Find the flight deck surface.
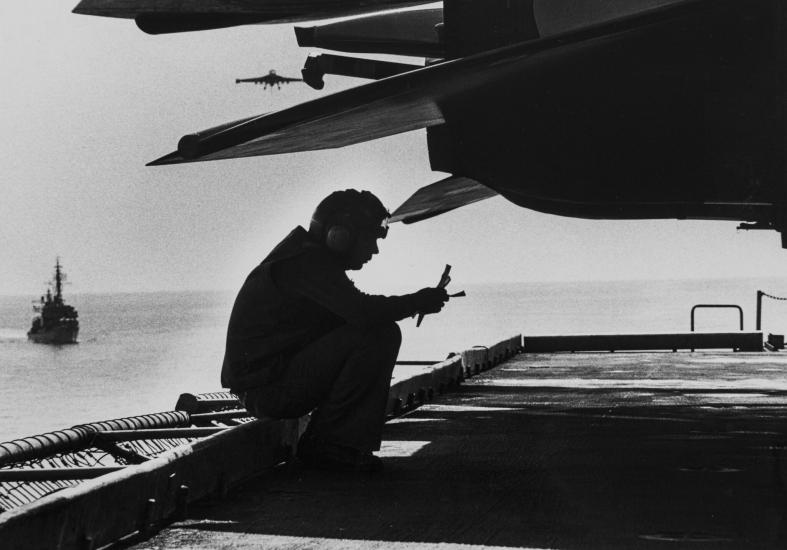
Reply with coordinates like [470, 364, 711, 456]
[132, 351, 787, 549]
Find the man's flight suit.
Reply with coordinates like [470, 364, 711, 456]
[222, 226, 426, 453]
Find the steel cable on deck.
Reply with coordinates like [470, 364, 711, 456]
[1, 448, 126, 470]
[761, 291, 787, 301]
[47, 448, 124, 468]
[0, 448, 135, 512]
[0, 437, 203, 513]
[0, 449, 123, 512]
[0, 476, 80, 512]
[0, 411, 209, 514]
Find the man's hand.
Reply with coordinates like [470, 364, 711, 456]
[414, 287, 449, 314]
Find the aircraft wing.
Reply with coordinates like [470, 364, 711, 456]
[72, 0, 435, 33]
[235, 75, 299, 83]
[149, 64, 447, 164]
[389, 177, 498, 224]
[149, 2, 697, 165]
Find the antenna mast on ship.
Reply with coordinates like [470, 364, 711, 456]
[54, 257, 65, 305]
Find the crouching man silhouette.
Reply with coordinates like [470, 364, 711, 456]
[221, 189, 448, 472]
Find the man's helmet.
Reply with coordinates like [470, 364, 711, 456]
[309, 190, 389, 254]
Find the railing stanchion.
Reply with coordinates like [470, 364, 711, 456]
[690, 304, 744, 332]
[756, 290, 764, 331]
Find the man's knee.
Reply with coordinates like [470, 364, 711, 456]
[341, 321, 401, 350]
[363, 321, 402, 360]
[337, 322, 401, 371]
[368, 321, 401, 354]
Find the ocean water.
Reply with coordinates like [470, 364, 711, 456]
[2, 277, 787, 442]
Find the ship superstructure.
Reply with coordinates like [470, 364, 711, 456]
[28, 258, 79, 344]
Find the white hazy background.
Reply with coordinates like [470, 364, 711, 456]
[3, 1, 787, 299]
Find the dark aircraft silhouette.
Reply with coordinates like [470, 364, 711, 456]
[236, 70, 304, 89]
[72, 0, 787, 247]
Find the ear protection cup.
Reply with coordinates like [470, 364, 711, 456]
[326, 224, 354, 253]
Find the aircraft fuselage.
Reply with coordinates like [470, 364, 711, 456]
[429, 0, 786, 228]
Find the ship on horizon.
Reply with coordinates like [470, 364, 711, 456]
[28, 258, 79, 345]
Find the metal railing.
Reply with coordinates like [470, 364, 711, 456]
[690, 304, 743, 332]
[756, 290, 787, 331]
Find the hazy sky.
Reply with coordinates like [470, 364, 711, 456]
[3, 1, 787, 297]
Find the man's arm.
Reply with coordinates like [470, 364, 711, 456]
[274, 251, 445, 326]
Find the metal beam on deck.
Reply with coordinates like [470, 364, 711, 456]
[523, 332, 764, 353]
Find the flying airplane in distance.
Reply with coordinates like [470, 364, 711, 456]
[236, 70, 304, 89]
[72, 0, 787, 248]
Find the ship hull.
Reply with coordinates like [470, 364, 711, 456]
[27, 325, 79, 345]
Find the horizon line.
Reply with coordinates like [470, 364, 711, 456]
[2, 274, 787, 299]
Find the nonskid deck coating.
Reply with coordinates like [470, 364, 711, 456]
[132, 352, 787, 549]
